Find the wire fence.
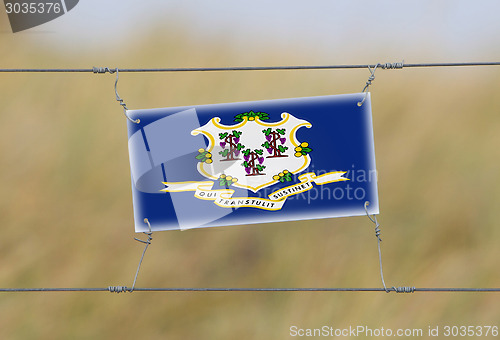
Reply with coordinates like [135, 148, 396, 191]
[0, 60, 499, 294]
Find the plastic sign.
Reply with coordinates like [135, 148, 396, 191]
[126, 93, 379, 232]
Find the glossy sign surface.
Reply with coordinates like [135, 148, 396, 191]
[127, 93, 379, 232]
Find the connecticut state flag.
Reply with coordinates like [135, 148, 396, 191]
[126, 93, 379, 232]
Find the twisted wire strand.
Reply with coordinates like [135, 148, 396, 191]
[364, 201, 390, 292]
[112, 68, 140, 124]
[92, 67, 139, 124]
[364, 202, 418, 294]
[361, 64, 379, 93]
[129, 218, 154, 292]
[357, 64, 382, 106]
[107, 219, 154, 294]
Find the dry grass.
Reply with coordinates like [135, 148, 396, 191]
[0, 19, 499, 339]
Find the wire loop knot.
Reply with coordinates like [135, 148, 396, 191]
[92, 67, 116, 74]
[357, 64, 379, 106]
[380, 61, 404, 69]
[365, 201, 382, 242]
[392, 286, 416, 293]
[108, 286, 129, 293]
[134, 218, 153, 245]
[358, 61, 404, 106]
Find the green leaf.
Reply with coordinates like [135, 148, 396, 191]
[232, 130, 241, 138]
[276, 128, 286, 135]
[262, 128, 271, 136]
[243, 161, 249, 168]
[254, 149, 263, 155]
[237, 144, 245, 150]
[302, 147, 312, 153]
[243, 149, 251, 156]
[278, 145, 288, 153]
[234, 118, 243, 122]
[255, 165, 264, 171]
[260, 117, 270, 120]
[279, 177, 285, 183]
[262, 141, 270, 148]
[195, 154, 204, 160]
[220, 149, 229, 157]
[219, 132, 228, 139]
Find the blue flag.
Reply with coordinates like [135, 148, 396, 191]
[126, 93, 379, 232]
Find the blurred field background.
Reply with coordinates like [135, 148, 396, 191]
[1, 2, 500, 339]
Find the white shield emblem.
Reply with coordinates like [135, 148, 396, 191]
[192, 112, 312, 192]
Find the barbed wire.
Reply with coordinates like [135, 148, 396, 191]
[0, 61, 499, 73]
